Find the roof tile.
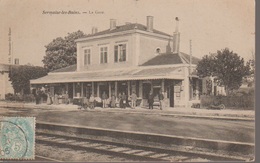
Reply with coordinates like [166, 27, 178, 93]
[51, 64, 77, 73]
[80, 23, 171, 39]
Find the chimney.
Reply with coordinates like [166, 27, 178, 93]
[172, 17, 180, 53]
[91, 27, 98, 34]
[110, 19, 116, 30]
[14, 58, 19, 65]
[146, 16, 153, 32]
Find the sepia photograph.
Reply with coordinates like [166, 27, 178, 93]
[0, 0, 255, 162]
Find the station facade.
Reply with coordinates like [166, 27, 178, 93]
[30, 16, 203, 107]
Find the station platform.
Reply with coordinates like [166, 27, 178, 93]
[0, 101, 254, 121]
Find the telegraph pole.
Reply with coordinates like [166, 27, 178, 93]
[189, 39, 192, 75]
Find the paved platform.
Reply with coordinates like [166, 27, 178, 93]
[0, 101, 254, 143]
[0, 101, 255, 121]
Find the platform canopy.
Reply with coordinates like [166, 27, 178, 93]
[30, 66, 185, 85]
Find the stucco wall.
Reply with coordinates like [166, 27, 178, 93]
[138, 34, 172, 65]
[77, 34, 135, 71]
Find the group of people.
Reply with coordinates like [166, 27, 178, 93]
[100, 90, 164, 110]
[33, 87, 69, 105]
[147, 91, 164, 110]
[46, 92, 69, 105]
[34, 87, 165, 110]
[33, 88, 46, 105]
[101, 91, 137, 109]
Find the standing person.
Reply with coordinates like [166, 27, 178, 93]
[54, 93, 59, 105]
[64, 91, 69, 104]
[158, 90, 164, 110]
[46, 90, 52, 105]
[38, 90, 42, 104]
[130, 91, 137, 109]
[148, 91, 154, 109]
[89, 94, 95, 109]
[111, 93, 116, 108]
[35, 88, 40, 105]
[121, 92, 127, 109]
[118, 93, 122, 108]
[101, 92, 108, 108]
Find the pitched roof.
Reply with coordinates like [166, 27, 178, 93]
[180, 52, 200, 64]
[80, 23, 171, 39]
[51, 64, 77, 73]
[141, 52, 201, 66]
[141, 53, 183, 66]
[31, 66, 184, 84]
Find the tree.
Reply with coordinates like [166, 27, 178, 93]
[242, 50, 255, 87]
[9, 65, 48, 94]
[42, 30, 85, 71]
[196, 48, 251, 95]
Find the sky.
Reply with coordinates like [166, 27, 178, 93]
[0, 0, 255, 66]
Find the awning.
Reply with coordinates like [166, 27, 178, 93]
[30, 66, 185, 84]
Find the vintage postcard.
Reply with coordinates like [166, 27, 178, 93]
[0, 0, 255, 162]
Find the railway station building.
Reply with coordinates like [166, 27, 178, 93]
[30, 16, 204, 108]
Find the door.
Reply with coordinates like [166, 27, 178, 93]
[142, 82, 152, 99]
[99, 83, 109, 97]
[68, 83, 73, 98]
[169, 85, 174, 107]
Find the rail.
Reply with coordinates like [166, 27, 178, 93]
[36, 122, 254, 161]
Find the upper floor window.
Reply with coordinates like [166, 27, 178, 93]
[114, 44, 126, 62]
[84, 49, 91, 65]
[100, 47, 108, 64]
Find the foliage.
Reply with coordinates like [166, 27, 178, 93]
[200, 93, 254, 110]
[5, 93, 35, 102]
[42, 30, 85, 71]
[9, 65, 48, 94]
[196, 48, 251, 94]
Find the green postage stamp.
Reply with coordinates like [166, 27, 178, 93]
[0, 117, 35, 160]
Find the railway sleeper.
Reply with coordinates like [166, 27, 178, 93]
[36, 132, 247, 161]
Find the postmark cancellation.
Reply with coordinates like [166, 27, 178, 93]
[0, 117, 35, 160]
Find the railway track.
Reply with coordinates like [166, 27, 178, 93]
[35, 155, 63, 162]
[36, 131, 249, 162]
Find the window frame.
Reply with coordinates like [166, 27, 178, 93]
[99, 45, 109, 64]
[83, 48, 91, 66]
[114, 43, 127, 63]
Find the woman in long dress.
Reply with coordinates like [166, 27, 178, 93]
[46, 92, 51, 105]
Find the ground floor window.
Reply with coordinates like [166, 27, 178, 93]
[68, 83, 73, 98]
[83, 83, 92, 98]
[75, 83, 81, 97]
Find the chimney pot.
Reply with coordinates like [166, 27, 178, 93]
[91, 27, 98, 34]
[110, 19, 116, 30]
[146, 16, 153, 32]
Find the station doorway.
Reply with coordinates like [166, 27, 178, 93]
[99, 82, 109, 97]
[118, 81, 128, 96]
